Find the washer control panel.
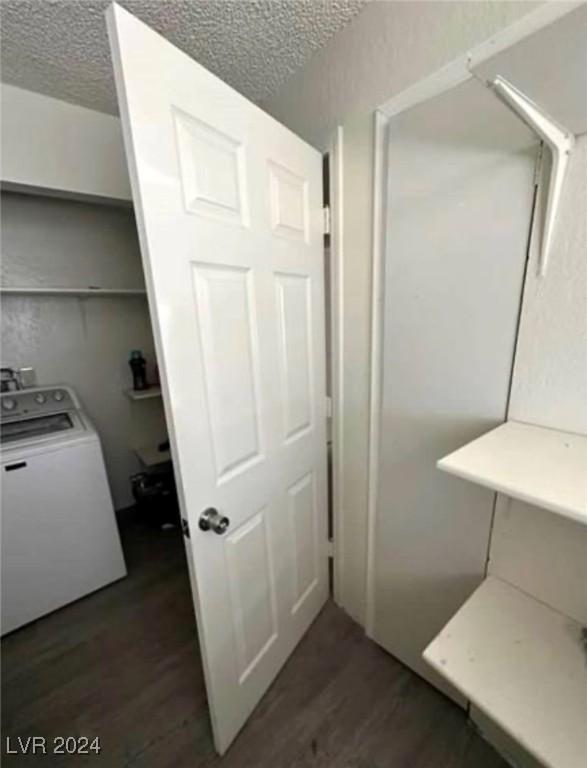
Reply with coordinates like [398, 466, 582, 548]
[0, 387, 75, 422]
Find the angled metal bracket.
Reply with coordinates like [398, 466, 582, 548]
[490, 76, 575, 277]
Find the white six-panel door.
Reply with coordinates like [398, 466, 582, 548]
[107, 3, 328, 754]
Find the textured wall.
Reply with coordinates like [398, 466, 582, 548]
[487, 135, 587, 626]
[263, 1, 542, 150]
[263, 0, 542, 626]
[509, 135, 587, 435]
[1, 192, 158, 510]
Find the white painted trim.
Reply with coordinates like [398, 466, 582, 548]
[380, 59, 470, 121]
[364, 0, 583, 635]
[365, 110, 387, 637]
[0, 286, 146, 297]
[379, 2, 582, 120]
[329, 126, 345, 605]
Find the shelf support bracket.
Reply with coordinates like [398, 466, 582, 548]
[490, 76, 575, 277]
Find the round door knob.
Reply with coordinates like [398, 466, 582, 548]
[199, 508, 230, 535]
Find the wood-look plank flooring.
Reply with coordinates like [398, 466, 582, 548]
[2, 513, 507, 767]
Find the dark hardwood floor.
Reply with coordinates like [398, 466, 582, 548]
[2, 513, 507, 767]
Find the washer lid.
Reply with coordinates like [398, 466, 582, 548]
[0, 410, 86, 448]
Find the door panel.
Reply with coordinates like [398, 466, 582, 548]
[192, 264, 263, 480]
[268, 161, 309, 242]
[225, 509, 278, 682]
[276, 273, 313, 441]
[288, 471, 319, 613]
[173, 107, 249, 225]
[107, 3, 328, 754]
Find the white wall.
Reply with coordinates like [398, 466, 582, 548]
[1, 192, 158, 509]
[487, 134, 587, 626]
[468, 130, 587, 768]
[264, 0, 543, 626]
[509, 136, 587, 437]
[372, 77, 537, 699]
[264, 1, 542, 151]
[1, 85, 131, 202]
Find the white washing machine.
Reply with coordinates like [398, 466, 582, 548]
[1, 385, 127, 635]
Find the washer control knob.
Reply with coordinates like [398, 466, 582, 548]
[2, 398, 16, 411]
[53, 390, 64, 402]
[35, 393, 46, 404]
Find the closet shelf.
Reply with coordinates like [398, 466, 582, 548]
[134, 443, 171, 467]
[124, 386, 161, 401]
[1, 286, 147, 296]
[437, 421, 587, 526]
[423, 576, 587, 768]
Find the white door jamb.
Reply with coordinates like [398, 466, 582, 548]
[328, 126, 345, 606]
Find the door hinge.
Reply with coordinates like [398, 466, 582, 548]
[181, 518, 190, 538]
[533, 142, 544, 187]
[323, 206, 331, 236]
[326, 396, 333, 419]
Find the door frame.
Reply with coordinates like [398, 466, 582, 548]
[363, 0, 580, 637]
[327, 127, 344, 603]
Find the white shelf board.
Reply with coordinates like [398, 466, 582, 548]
[134, 443, 171, 467]
[437, 421, 587, 525]
[124, 386, 162, 401]
[423, 576, 587, 768]
[1, 286, 147, 297]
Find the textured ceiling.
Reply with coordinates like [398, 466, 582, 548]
[0, 0, 366, 115]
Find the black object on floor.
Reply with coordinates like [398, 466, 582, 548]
[131, 469, 179, 528]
